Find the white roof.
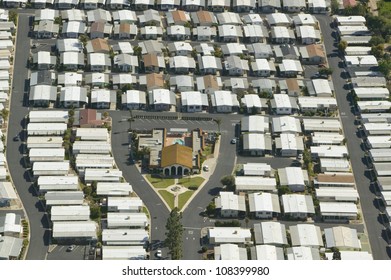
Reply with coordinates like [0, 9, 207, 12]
[298, 97, 337, 109]
[181, 91, 208, 107]
[107, 197, 143, 211]
[272, 116, 302, 134]
[58, 72, 83, 86]
[102, 229, 148, 245]
[242, 133, 270, 152]
[287, 247, 320, 260]
[345, 55, 378, 66]
[358, 101, 391, 112]
[319, 202, 358, 217]
[290, 224, 324, 247]
[52, 221, 97, 238]
[150, 89, 175, 105]
[293, 14, 316, 26]
[215, 244, 248, 260]
[169, 56, 196, 69]
[298, 25, 317, 39]
[282, 194, 315, 214]
[241, 115, 269, 133]
[254, 222, 287, 245]
[312, 79, 332, 95]
[310, 145, 348, 158]
[235, 176, 276, 192]
[242, 163, 272, 176]
[253, 245, 285, 260]
[84, 169, 122, 182]
[27, 123, 67, 135]
[266, 13, 291, 26]
[107, 212, 149, 228]
[242, 94, 263, 109]
[76, 128, 109, 141]
[302, 118, 342, 132]
[316, 187, 359, 202]
[122, 90, 146, 105]
[208, 227, 251, 244]
[33, 161, 69, 172]
[320, 158, 350, 171]
[335, 16, 366, 25]
[1, 213, 21, 234]
[325, 251, 373, 260]
[277, 133, 304, 152]
[29, 148, 64, 159]
[279, 167, 305, 186]
[280, 59, 303, 72]
[216, 192, 246, 212]
[354, 87, 389, 99]
[50, 205, 90, 221]
[96, 182, 133, 196]
[324, 226, 361, 249]
[0, 182, 17, 200]
[28, 110, 68, 123]
[102, 246, 146, 260]
[248, 192, 280, 213]
[212, 90, 234, 107]
[73, 141, 111, 154]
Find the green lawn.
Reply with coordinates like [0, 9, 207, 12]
[202, 145, 213, 156]
[178, 177, 205, 188]
[158, 190, 175, 209]
[141, 206, 150, 219]
[178, 191, 195, 211]
[145, 174, 175, 188]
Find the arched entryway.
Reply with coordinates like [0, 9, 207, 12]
[164, 168, 170, 176]
[177, 166, 183, 175]
[171, 166, 176, 175]
[184, 168, 190, 175]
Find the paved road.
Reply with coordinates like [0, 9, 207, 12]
[316, 14, 391, 260]
[6, 14, 50, 260]
[110, 112, 170, 259]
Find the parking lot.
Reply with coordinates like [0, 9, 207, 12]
[47, 245, 87, 260]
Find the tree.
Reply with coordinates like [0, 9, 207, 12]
[79, 34, 88, 46]
[213, 46, 223, 58]
[378, 58, 391, 77]
[90, 203, 101, 220]
[330, 0, 339, 14]
[220, 175, 235, 191]
[213, 118, 222, 133]
[332, 248, 341, 260]
[133, 46, 143, 58]
[206, 201, 216, 216]
[319, 67, 333, 76]
[369, 35, 385, 46]
[54, 16, 62, 25]
[165, 207, 184, 260]
[338, 40, 348, 52]
[371, 44, 384, 59]
[9, 10, 18, 25]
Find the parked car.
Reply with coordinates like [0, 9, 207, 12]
[311, 72, 328, 79]
[231, 138, 237, 144]
[13, 135, 20, 141]
[203, 165, 209, 172]
[156, 250, 162, 258]
[66, 245, 76, 252]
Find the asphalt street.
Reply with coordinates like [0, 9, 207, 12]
[6, 14, 50, 259]
[316, 14, 391, 259]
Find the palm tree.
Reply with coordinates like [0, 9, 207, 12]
[214, 118, 222, 133]
[128, 110, 135, 131]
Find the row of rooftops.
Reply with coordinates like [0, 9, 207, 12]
[24, 0, 328, 13]
[209, 223, 371, 260]
[335, 16, 391, 231]
[35, 8, 323, 27]
[24, 112, 150, 257]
